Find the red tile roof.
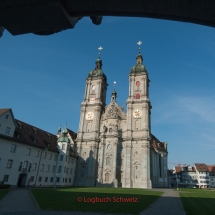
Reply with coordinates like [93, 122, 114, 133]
[207, 165, 215, 173]
[151, 134, 167, 151]
[0, 108, 10, 115]
[175, 166, 182, 173]
[194, 163, 209, 172]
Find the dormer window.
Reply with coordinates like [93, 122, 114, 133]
[33, 128, 37, 134]
[47, 133, 50, 139]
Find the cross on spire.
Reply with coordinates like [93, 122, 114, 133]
[137, 41, 142, 53]
[98, 46, 103, 58]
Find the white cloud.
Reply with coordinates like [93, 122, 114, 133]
[153, 95, 215, 124]
[201, 133, 215, 143]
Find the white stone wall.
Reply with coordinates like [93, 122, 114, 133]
[0, 110, 16, 137]
[0, 137, 77, 187]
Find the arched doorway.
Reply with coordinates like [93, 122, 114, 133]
[17, 174, 27, 187]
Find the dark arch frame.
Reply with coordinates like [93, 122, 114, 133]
[1, 0, 215, 36]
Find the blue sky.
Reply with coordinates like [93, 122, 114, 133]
[1, 16, 215, 168]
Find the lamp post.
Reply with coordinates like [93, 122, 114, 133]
[54, 172, 58, 189]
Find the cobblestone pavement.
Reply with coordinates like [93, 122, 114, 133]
[0, 188, 185, 215]
[140, 189, 186, 215]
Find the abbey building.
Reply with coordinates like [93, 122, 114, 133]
[0, 50, 168, 188]
[74, 51, 168, 188]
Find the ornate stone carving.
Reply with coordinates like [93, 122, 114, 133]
[106, 103, 119, 118]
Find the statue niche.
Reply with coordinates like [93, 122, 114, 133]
[105, 173, 110, 182]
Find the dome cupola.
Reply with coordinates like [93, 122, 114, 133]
[88, 46, 107, 81]
[130, 41, 147, 74]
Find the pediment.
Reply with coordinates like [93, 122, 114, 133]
[101, 102, 127, 120]
[106, 152, 112, 156]
[134, 161, 141, 165]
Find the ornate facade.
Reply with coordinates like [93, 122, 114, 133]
[74, 52, 168, 188]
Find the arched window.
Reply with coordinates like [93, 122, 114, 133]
[23, 161, 28, 169]
[136, 81, 140, 87]
[109, 128, 112, 133]
[18, 162, 23, 171]
[135, 93, 140, 99]
[28, 163, 32, 172]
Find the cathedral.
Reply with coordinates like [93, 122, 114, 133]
[74, 45, 168, 188]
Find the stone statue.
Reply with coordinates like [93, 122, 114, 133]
[105, 173, 109, 182]
[103, 125, 107, 133]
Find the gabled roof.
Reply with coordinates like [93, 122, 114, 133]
[0, 108, 10, 115]
[194, 163, 209, 172]
[0, 108, 18, 127]
[101, 101, 127, 120]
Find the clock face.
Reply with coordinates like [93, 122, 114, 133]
[92, 85, 96, 90]
[86, 112, 94, 120]
[133, 109, 142, 118]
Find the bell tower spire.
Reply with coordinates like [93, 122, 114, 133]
[111, 81, 117, 102]
[124, 41, 152, 189]
[75, 46, 108, 187]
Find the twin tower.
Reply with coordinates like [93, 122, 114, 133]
[74, 49, 153, 188]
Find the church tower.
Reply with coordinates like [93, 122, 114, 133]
[74, 47, 108, 186]
[123, 42, 152, 188]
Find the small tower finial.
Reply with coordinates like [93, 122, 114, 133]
[113, 81, 116, 90]
[98, 46, 103, 59]
[111, 81, 117, 102]
[137, 41, 142, 53]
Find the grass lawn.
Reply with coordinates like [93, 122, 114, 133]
[179, 188, 215, 215]
[0, 190, 10, 201]
[31, 187, 162, 214]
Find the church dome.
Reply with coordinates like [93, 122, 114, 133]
[130, 53, 147, 74]
[88, 58, 107, 81]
